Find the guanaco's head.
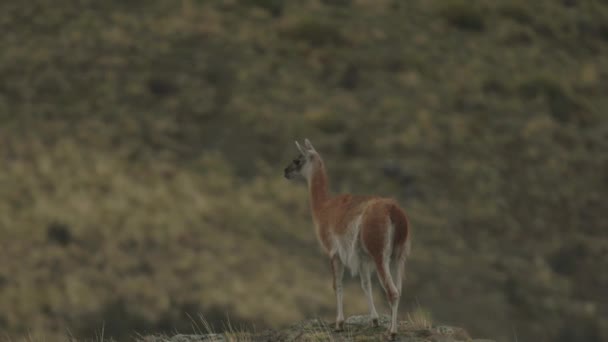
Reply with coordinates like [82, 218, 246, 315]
[284, 138, 319, 181]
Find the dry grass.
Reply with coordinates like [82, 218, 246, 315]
[406, 307, 433, 331]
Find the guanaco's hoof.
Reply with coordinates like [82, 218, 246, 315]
[371, 318, 379, 328]
[387, 332, 397, 341]
[335, 321, 344, 332]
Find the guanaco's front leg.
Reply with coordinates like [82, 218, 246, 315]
[330, 255, 345, 331]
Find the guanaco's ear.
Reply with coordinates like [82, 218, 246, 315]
[295, 141, 306, 155]
[304, 138, 316, 152]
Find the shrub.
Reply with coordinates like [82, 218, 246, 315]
[498, 3, 534, 25]
[438, 1, 485, 32]
[238, 0, 283, 17]
[518, 76, 591, 124]
[281, 19, 349, 47]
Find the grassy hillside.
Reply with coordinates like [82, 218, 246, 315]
[1, 0, 607, 341]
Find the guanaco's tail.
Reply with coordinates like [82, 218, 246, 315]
[388, 202, 411, 261]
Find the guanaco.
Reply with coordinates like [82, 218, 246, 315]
[284, 139, 411, 338]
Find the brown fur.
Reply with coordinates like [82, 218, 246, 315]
[308, 159, 410, 262]
[286, 141, 411, 335]
[389, 203, 409, 258]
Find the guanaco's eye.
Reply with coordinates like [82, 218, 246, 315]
[294, 159, 300, 165]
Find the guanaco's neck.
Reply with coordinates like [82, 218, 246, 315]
[308, 159, 330, 222]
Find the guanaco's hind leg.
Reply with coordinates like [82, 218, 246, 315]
[393, 254, 406, 297]
[360, 262, 380, 327]
[375, 258, 400, 339]
[330, 255, 345, 331]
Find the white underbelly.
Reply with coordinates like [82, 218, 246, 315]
[332, 214, 368, 276]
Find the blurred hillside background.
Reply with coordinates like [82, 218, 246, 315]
[1, 0, 607, 341]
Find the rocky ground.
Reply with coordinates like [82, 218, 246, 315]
[140, 315, 494, 342]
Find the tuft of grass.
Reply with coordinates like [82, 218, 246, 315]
[222, 315, 256, 342]
[438, 1, 485, 32]
[407, 307, 433, 330]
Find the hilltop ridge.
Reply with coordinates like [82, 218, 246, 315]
[141, 315, 494, 342]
